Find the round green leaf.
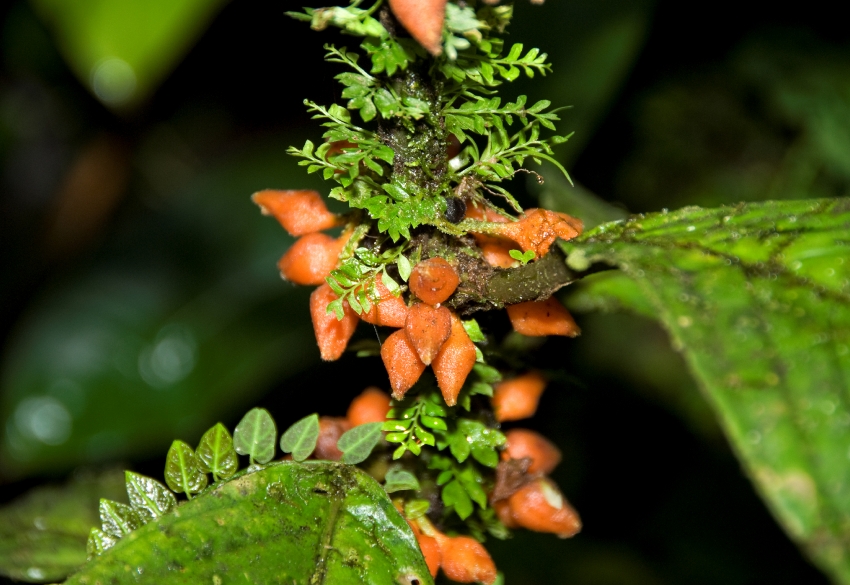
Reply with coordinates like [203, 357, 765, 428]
[337, 422, 383, 465]
[65, 462, 434, 585]
[164, 440, 208, 496]
[280, 414, 320, 462]
[196, 423, 238, 480]
[233, 408, 277, 464]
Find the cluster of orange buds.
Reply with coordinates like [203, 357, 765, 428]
[404, 511, 498, 584]
[489, 373, 582, 538]
[381, 258, 477, 406]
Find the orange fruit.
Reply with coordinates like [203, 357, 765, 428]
[502, 429, 562, 475]
[431, 313, 477, 406]
[506, 296, 581, 337]
[497, 208, 582, 257]
[314, 416, 351, 461]
[310, 283, 359, 361]
[347, 387, 391, 426]
[507, 477, 582, 538]
[359, 279, 409, 328]
[381, 329, 427, 400]
[409, 258, 460, 305]
[404, 303, 452, 365]
[278, 232, 346, 286]
[252, 189, 341, 236]
[491, 371, 547, 422]
[435, 534, 498, 585]
[388, 0, 447, 56]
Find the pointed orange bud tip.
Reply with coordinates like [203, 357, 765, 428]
[278, 232, 347, 286]
[359, 279, 409, 328]
[502, 429, 562, 475]
[251, 189, 342, 236]
[388, 0, 447, 56]
[492, 371, 547, 422]
[507, 296, 581, 337]
[347, 387, 391, 427]
[435, 535, 497, 585]
[381, 329, 426, 400]
[409, 257, 460, 306]
[310, 284, 359, 361]
[314, 416, 352, 461]
[497, 208, 583, 257]
[432, 314, 477, 406]
[405, 303, 452, 365]
[507, 477, 582, 538]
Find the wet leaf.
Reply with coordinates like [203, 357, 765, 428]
[561, 198, 850, 583]
[280, 413, 320, 462]
[66, 462, 434, 585]
[233, 408, 277, 464]
[85, 528, 116, 559]
[98, 500, 142, 539]
[0, 469, 125, 583]
[125, 472, 176, 522]
[196, 423, 238, 481]
[164, 440, 208, 496]
[337, 422, 383, 465]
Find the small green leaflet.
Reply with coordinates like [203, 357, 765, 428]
[164, 440, 208, 497]
[280, 414, 320, 462]
[337, 422, 383, 464]
[98, 500, 142, 539]
[397, 254, 412, 281]
[462, 319, 486, 343]
[509, 249, 535, 264]
[233, 407, 277, 464]
[196, 423, 238, 481]
[384, 468, 421, 493]
[442, 480, 474, 520]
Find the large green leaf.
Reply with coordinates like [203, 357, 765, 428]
[30, 0, 228, 108]
[67, 462, 433, 585]
[0, 470, 125, 583]
[561, 198, 850, 583]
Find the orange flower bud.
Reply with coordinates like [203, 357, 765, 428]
[347, 387, 391, 427]
[359, 279, 409, 328]
[405, 519, 441, 578]
[506, 296, 581, 337]
[492, 371, 547, 422]
[388, 0, 447, 56]
[409, 258, 460, 305]
[435, 534, 498, 585]
[404, 303, 452, 365]
[507, 477, 582, 538]
[497, 208, 582, 257]
[502, 429, 562, 475]
[310, 283, 359, 361]
[252, 189, 341, 236]
[480, 240, 518, 268]
[381, 329, 427, 400]
[314, 416, 351, 461]
[432, 314, 477, 406]
[464, 202, 509, 223]
[278, 232, 346, 286]
[493, 499, 518, 528]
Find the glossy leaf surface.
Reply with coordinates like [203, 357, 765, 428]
[0, 470, 124, 583]
[164, 440, 208, 495]
[561, 198, 850, 583]
[196, 423, 238, 480]
[124, 471, 176, 522]
[233, 407, 277, 464]
[66, 462, 434, 585]
[337, 422, 383, 465]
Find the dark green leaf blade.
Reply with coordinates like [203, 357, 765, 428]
[384, 468, 421, 493]
[65, 462, 434, 585]
[196, 423, 238, 480]
[337, 422, 383, 465]
[561, 198, 850, 583]
[164, 440, 208, 496]
[233, 408, 277, 464]
[0, 470, 125, 583]
[280, 414, 320, 462]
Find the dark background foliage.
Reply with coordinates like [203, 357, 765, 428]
[2, 0, 848, 582]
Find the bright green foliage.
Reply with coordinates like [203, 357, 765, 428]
[561, 198, 850, 584]
[280, 413, 320, 462]
[97, 500, 142, 540]
[164, 440, 208, 498]
[67, 462, 434, 585]
[337, 422, 383, 464]
[124, 471, 176, 523]
[326, 242, 406, 318]
[233, 407, 277, 464]
[0, 470, 124, 583]
[384, 467, 421, 493]
[195, 423, 238, 481]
